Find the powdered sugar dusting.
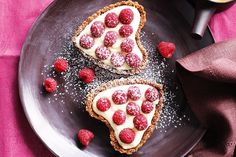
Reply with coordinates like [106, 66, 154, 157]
[41, 30, 191, 133]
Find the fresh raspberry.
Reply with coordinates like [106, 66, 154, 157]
[112, 110, 126, 125]
[112, 90, 128, 104]
[145, 87, 159, 102]
[78, 68, 95, 83]
[157, 41, 176, 58]
[77, 129, 94, 146]
[127, 86, 141, 101]
[110, 53, 125, 67]
[79, 34, 94, 49]
[95, 46, 111, 60]
[105, 12, 119, 28]
[90, 21, 105, 38]
[119, 8, 134, 24]
[96, 98, 111, 112]
[120, 38, 134, 53]
[54, 58, 69, 73]
[141, 101, 154, 113]
[126, 102, 140, 116]
[104, 31, 118, 47]
[133, 114, 148, 131]
[43, 78, 57, 93]
[125, 53, 141, 68]
[119, 128, 135, 144]
[119, 25, 133, 37]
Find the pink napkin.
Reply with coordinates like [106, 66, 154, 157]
[209, 2, 236, 42]
[0, 1, 236, 157]
[0, 0, 54, 156]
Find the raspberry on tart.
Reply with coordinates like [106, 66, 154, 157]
[96, 97, 111, 112]
[90, 21, 105, 38]
[110, 53, 125, 67]
[145, 87, 159, 102]
[133, 114, 148, 131]
[120, 38, 134, 53]
[79, 34, 94, 49]
[105, 12, 119, 28]
[119, 8, 134, 24]
[113, 110, 126, 125]
[125, 53, 141, 68]
[119, 25, 133, 37]
[119, 128, 135, 144]
[126, 102, 140, 116]
[127, 86, 141, 101]
[95, 46, 111, 60]
[104, 31, 118, 47]
[141, 100, 154, 113]
[112, 90, 128, 105]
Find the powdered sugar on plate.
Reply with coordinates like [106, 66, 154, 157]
[41, 30, 191, 133]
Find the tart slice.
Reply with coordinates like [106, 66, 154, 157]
[86, 78, 164, 154]
[72, 1, 147, 75]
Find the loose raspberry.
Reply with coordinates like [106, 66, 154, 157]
[120, 38, 134, 53]
[112, 90, 128, 104]
[105, 12, 119, 28]
[157, 41, 176, 58]
[127, 86, 141, 101]
[43, 78, 57, 93]
[79, 34, 94, 49]
[126, 102, 140, 116]
[54, 58, 69, 73]
[95, 46, 111, 60]
[110, 53, 125, 67]
[77, 129, 94, 146]
[119, 25, 133, 37]
[133, 114, 148, 131]
[119, 128, 135, 144]
[104, 31, 118, 47]
[145, 87, 159, 102]
[125, 53, 141, 68]
[90, 21, 105, 38]
[112, 110, 126, 125]
[141, 101, 154, 113]
[96, 98, 111, 112]
[119, 8, 134, 24]
[78, 68, 95, 83]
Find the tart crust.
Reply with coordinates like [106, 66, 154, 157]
[72, 1, 147, 75]
[85, 78, 164, 154]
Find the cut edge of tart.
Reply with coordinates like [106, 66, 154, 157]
[85, 78, 164, 154]
[72, 0, 147, 75]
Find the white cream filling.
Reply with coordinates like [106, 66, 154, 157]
[92, 84, 159, 149]
[75, 6, 142, 70]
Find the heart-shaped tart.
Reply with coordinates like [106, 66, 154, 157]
[72, 1, 147, 75]
[86, 79, 164, 154]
